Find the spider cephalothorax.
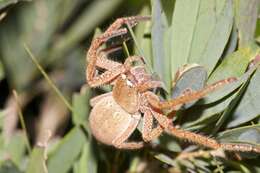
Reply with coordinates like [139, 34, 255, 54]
[86, 16, 260, 153]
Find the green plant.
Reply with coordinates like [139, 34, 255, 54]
[0, 0, 260, 172]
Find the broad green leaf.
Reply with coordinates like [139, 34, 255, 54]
[47, 127, 86, 173]
[183, 64, 257, 128]
[170, 0, 200, 76]
[26, 146, 47, 173]
[183, 93, 238, 129]
[172, 65, 207, 109]
[5, 132, 27, 169]
[171, 0, 233, 76]
[209, 45, 259, 82]
[212, 81, 248, 134]
[222, 23, 238, 58]
[72, 86, 91, 127]
[217, 124, 260, 145]
[234, 0, 259, 47]
[203, 45, 260, 104]
[73, 141, 97, 173]
[196, 0, 233, 74]
[227, 68, 260, 128]
[151, 0, 174, 92]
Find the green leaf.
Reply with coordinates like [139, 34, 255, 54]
[154, 153, 176, 166]
[234, 0, 259, 47]
[212, 78, 249, 134]
[217, 124, 260, 145]
[47, 127, 86, 173]
[158, 134, 182, 152]
[171, 0, 233, 76]
[227, 68, 260, 127]
[72, 86, 91, 127]
[134, 5, 153, 69]
[170, 0, 201, 76]
[26, 146, 47, 173]
[0, 160, 21, 173]
[193, 0, 233, 74]
[151, 0, 174, 92]
[209, 45, 259, 82]
[183, 64, 257, 128]
[203, 45, 260, 104]
[73, 141, 97, 173]
[172, 65, 207, 109]
[4, 132, 27, 169]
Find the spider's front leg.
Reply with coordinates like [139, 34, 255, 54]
[86, 16, 150, 88]
[146, 77, 237, 110]
[86, 28, 129, 87]
[106, 16, 150, 34]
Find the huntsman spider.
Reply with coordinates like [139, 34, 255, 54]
[85, 16, 260, 154]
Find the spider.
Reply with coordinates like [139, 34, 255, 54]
[86, 16, 260, 153]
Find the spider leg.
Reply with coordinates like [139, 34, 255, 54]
[112, 113, 144, 149]
[151, 110, 260, 153]
[87, 16, 150, 88]
[86, 28, 128, 87]
[151, 109, 222, 149]
[141, 107, 163, 142]
[96, 49, 122, 70]
[106, 16, 151, 33]
[146, 77, 237, 110]
[220, 143, 260, 153]
[136, 81, 164, 93]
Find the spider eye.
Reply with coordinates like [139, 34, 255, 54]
[126, 79, 134, 87]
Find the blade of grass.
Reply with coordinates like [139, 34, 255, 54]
[126, 22, 153, 74]
[23, 43, 73, 112]
[122, 41, 130, 57]
[12, 90, 31, 154]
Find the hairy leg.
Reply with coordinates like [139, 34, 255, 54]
[146, 77, 237, 110]
[151, 110, 260, 153]
[86, 16, 151, 88]
[106, 16, 150, 33]
[86, 28, 128, 87]
[141, 108, 163, 142]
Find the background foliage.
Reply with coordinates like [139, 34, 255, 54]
[0, 0, 260, 172]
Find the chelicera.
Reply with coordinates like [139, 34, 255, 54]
[86, 16, 260, 153]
